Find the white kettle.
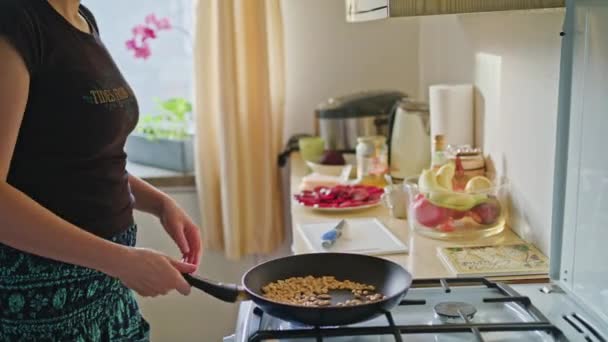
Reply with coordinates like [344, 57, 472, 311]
[388, 100, 431, 180]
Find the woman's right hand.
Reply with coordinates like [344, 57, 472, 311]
[109, 247, 197, 297]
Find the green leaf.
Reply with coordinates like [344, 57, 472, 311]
[135, 97, 192, 140]
[160, 97, 192, 118]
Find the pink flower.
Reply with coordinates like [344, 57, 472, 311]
[156, 17, 171, 30]
[132, 24, 157, 40]
[145, 13, 172, 31]
[145, 14, 158, 26]
[126, 38, 151, 59]
[127, 14, 175, 60]
[125, 38, 137, 50]
[134, 43, 151, 59]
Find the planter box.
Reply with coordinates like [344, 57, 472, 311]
[126, 134, 194, 173]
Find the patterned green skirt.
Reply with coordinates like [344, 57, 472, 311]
[0, 225, 150, 341]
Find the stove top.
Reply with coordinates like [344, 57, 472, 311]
[226, 278, 608, 342]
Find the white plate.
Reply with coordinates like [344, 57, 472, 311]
[295, 200, 382, 212]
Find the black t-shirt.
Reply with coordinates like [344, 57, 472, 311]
[1, 0, 139, 238]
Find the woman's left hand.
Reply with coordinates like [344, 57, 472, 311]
[159, 198, 202, 267]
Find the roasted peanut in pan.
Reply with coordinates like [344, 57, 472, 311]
[262, 276, 384, 307]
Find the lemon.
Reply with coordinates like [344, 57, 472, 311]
[428, 192, 487, 211]
[435, 163, 455, 191]
[465, 176, 493, 193]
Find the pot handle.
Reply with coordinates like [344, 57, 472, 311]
[386, 99, 403, 166]
[183, 273, 250, 303]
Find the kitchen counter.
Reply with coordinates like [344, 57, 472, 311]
[127, 161, 195, 188]
[289, 153, 548, 282]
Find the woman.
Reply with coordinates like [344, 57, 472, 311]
[0, 0, 202, 340]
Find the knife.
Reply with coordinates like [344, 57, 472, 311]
[321, 219, 346, 249]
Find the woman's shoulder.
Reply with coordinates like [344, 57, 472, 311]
[0, 0, 45, 73]
[0, 0, 46, 30]
[0, 0, 39, 15]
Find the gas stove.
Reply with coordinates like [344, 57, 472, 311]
[224, 278, 608, 342]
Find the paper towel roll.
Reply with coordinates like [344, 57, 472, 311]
[429, 84, 474, 150]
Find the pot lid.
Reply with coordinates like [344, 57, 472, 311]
[397, 100, 429, 113]
[315, 90, 407, 119]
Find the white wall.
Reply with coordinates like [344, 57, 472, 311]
[418, 10, 565, 254]
[281, 0, 420, 139]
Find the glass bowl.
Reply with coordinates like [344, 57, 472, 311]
[404, 176, 509, 240]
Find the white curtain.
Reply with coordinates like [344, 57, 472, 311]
[193, 0, 286, 259]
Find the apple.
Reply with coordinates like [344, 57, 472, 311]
[413, 195, 450, 228]
[450, 209, 467, 220]
[470, 197, 502, 225]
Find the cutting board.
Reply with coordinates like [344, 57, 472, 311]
[298, 218, 408, 255]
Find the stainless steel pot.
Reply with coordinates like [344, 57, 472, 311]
[314, 90, 407, 152]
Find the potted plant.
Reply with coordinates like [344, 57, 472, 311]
[124, 14, 194, 172]
[126, 97, 194, 172]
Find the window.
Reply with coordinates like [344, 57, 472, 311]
[84, 1, 195, 173]
[84, 0, 194, 132]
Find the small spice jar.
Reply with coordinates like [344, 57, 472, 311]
[356, 136, 388, 187]
[447, 145, 486, 189]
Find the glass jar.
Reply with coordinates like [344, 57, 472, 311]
[356, 136, 388, 187]
[405, 175, 509, 240]
[356, 137, 375, 179]
[371, 136, 389, 177]
[446, 144, 486, 188]
[431, 134, 448, 171]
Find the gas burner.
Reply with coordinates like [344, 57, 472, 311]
[434, 301, 477, 319]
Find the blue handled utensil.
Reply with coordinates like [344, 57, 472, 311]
[321, 219, 346, 249]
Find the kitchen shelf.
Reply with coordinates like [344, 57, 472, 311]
[391, 0, 565, 17]
[347, 0, 565, 22]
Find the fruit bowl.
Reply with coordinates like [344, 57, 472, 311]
[404, 168, 508, 240]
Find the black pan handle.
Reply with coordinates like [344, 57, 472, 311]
[183, 273, 250, 303]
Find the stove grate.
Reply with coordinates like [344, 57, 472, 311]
[247, 278, 566, 342]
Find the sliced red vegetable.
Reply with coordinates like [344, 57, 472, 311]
[295, 185, 383, 209]
[351, 189, 369, 201]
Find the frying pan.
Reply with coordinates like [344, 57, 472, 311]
[183, 253, 413, 326]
